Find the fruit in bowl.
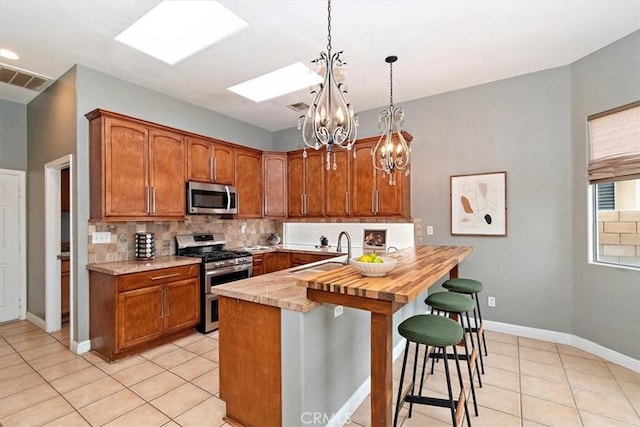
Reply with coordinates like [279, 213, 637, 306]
[351, 253, 397, 277]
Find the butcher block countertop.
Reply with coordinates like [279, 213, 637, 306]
[298, 245, 473, 304]
[87, 256, 201, 275]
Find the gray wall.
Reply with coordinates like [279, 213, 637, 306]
[0, 99, 27, 170]
[275, 32, 640, 360]
[26, 66, 78, 319]
[571, 31, 640, 359]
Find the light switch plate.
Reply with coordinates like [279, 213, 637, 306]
[92, 232, 111, 244]
[427, 226, 434, 235]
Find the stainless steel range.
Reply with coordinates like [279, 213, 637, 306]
[176, 233, 252, 333]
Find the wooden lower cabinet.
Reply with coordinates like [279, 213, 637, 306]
[60, 258, 70, 322]
[90, 264, 199, 361]
[264, 252, 291, 274]
[290, 252, 336, 267]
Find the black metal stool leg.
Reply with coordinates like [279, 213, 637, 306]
[453, 346, 472, 427]
[442, 347, 457, 426]
[393, 341, 411, 427]
[473, 292, 488, 357]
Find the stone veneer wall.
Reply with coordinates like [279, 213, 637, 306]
[88, 216, 282, 264]
[597, 210, 640, 266]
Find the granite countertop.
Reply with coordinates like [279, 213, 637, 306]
[211, 255, 348, 313]
[87, 256, 201, 275]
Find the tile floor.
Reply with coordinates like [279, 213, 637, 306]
[0, 320, 639, 426]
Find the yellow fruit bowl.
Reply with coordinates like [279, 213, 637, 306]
[350, 256, 397, 277]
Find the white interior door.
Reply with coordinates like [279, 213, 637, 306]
[0, 170, 23, 323]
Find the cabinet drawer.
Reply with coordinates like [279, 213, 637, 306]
[118, 265, 199, 292]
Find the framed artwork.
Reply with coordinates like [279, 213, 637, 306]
[363, 229, 387, 251]
[450, 171, 507, 236]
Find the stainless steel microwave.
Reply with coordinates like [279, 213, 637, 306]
[187, 182, 238, 215]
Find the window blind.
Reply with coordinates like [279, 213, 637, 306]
[588, 101, 640, 184]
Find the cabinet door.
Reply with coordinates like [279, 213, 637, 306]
[104, 118, 149, 217]
[117, 286, 164, 351]
[351, 142, 376, 216]
[60, 259, 70, 321]
[287, 153, 304, 217]
[252, 254, 264, 276]
[212, 144, 235, 185]
[187, 138, 214, 183]
[149, 129, 185, 217]
[164, 278, 200, 334]
[264, 252, 291, 273]
[263, 153, 287, 218]
[376, 169, 404, 217]
[325, 149, 351, 216]
[305, 150, 325, 217]
[235, 148, 262, 218]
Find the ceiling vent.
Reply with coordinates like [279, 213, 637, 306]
[0, 63, 53, 92]
[286, 102, 309, 113]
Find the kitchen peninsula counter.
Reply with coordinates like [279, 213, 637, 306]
[215, 244, 473, 427]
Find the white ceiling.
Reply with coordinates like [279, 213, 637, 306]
[1, 0, 639, 132]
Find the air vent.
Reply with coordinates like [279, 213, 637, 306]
[0, 63, 52, 92]
[286, 102, 309, 112]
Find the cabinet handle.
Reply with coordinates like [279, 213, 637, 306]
[304, 194, 308, 214]
[371, 191, 375, 213]
[165, 289, 170, 318]
[145, 186, 150, 214]
[209, 157, 214, 181]
[152, 187, 156, 214]
[151, 273, 180, 280]
[213, 158, 217, 181]
[301, 194, 304, 214]
[376, 190, 380, 214]
[160, 288, 164, 319]
[345, 192, 350, 214]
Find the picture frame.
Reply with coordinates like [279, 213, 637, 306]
[363, 229, 387, 251]
[450, 171, 507, 236]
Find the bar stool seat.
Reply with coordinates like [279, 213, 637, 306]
[394, 314, 471, 427]
[443, 278, 488, 359]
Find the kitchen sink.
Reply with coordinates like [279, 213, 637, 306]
[290, 260, 347, 275]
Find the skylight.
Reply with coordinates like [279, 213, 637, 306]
[227, 62, 323, 103]
[115, 0, 248, 65]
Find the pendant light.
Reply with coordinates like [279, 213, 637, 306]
[298, 0, 358, 171]
[372, 55, 411, 185]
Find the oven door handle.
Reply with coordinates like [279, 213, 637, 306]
[225, 185, 231, 212]
[205, 264, 252, 276]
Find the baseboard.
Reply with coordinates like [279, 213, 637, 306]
[26, 312, 46, 330]
[327, 339, 407, 426]
[72, 339, 91, 355]
[484, 320, 639, 373]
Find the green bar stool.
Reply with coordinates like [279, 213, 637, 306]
[443, 278, 488, 360]
[393, 314, 472, 427]
[425, 291, 482, 416]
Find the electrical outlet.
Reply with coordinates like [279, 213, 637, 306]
[334, 305, 344, 318]
[488, 296, 496, 307]
[92, 232, 111, 244]
[426, 226, 434, 235]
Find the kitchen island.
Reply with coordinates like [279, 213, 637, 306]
[212, 245, 472, 426]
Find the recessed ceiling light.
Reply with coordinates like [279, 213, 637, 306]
[0, 49, 19, 60]
[115, 0, 248, 65]
[228, 62, 323, 103]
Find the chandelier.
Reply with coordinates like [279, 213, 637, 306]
[372, 55, 411, 185]
[298, 0, 358, 171]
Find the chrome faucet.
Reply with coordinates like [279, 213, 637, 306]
[336, 231, 352, 264]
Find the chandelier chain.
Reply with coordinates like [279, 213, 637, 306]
[389, 61, 394, 107]
[326, 0, 332, 54]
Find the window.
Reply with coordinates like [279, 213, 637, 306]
[588, 101, 640, 269]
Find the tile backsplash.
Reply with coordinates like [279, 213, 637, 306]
[88, 216, 282, 264]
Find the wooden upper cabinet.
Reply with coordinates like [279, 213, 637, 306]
[325, 149, 352, 217]
[149, 129, 185, 217]
[351, 141, 376, 217]
[103, 117, 150, 217]
[87, 109, 185, 220]
[235, 147, 262, 218]
[304, 149, 325, 217]
[287, 149, 325, 217]
[187, 137, 234, 185]
[263, 152, 287, 218]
